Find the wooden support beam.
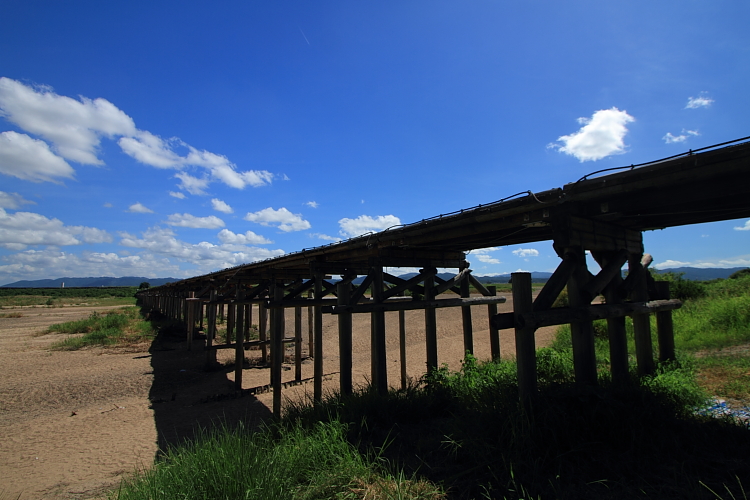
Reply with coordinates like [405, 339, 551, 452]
[435, 267, 471, 295]
[371, 266, 388, 395]
[655, 281, 676, 363]
[284, 279, 315, 301]
[205, 290, 218, 369]
[186, 291, 195, 351]
[307, 290, 314, 361]
[314, 274, 324, 404]
[399, 291, 407, 390]
[349, 273, 374, 306]
[259, 294, 268, 363]
[566, 247, 598, 386]
[468, 273, 491, 296]
[295, 305, 302, 382]
[234, 288, 245, 391]
[630, 253, 655, 376]
[487, 285, 501, 360]
[592, 251, 629, 386]
[424, 268, 438, 371]
[226, 300, 235, 345]
[512, 273, 537, 401]
[272, 282, 285, 417]
[580, 248, 628, 303]
[460, 266, 473, 355]
[338, 281, 353, 395]
[533, 252, 577, 311]
[382, 272, 425, 300]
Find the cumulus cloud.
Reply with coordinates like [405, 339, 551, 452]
[734, 220, 750, 231]
[165, 213, 225, 229]
[476, 254, 501, 264]
[0, 208, 112, 250]
[217, 229, 272, 245]
[174, 172, 210, 195]
[686, 95, 714, 109]
[0, 78, 273, 190]
[551, 107, 635, 162]
[338, 214, 401, 238]
[0, 131, 75, 182]
[244, 207, 311, 232]
[663, 129, 699, 144]
[0, 77, 136, 165]
[0, 191, 34, 209]
[306, 201, 319, 209]
[119, 226, 284, 269]
[512, 248, 539, 258]
[211, 198, 233, 214]
[127, 202, 154, 214]
[169, 191, 186, 199]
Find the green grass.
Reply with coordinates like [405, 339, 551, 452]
[47, 307, 156, 350]
[0, 295, 136, 308]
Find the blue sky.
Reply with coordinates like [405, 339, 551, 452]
[0, 1, 749, 285]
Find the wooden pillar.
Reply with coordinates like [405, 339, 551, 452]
[259, 295, 268, 363]
[186, 292, 195, 351]
[234, 288, 245, 391]
[512, 273, 537, 401]
[272, 282, 285, 417]
[487, 285, 501, 360]
[399, 292, 407, 390]
[460, 267, 474, 356]
[596, 251, 629, 386]
[226, 299, 235, 344]
[313, 274, 324, 403]
[205, 290, 217, 369]
[338, 281, 353, 395]
[295, 305, 302, 382]
[371, 266, 388, 395]
[423, 268, 438, 372]
[630, 254, 655, 376]
[307, 289, 314, 358]
[244, 304, 251, 342]
[655, 281, 676, 363]
[199, 302, 204, 330]
[219, 303, 225, 324]
[566, 248, 598, 386]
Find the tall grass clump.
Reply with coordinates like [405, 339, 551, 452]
[47, 307, 154, 350]
[114, 420, 442, 500]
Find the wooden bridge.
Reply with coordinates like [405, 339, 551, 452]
[137, 138, 750, 416]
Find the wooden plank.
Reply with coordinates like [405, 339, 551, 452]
[382, 272, 425, 300]
[533, 252, 577, 311]
[512, 273, 537, 401]
[338, 281, 353, 395]
[468, 273, 491, 296]
[435, 267, 471, 295]
[349, 273, 374, 306]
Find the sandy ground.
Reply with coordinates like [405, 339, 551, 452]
[0, 296, 557, 499]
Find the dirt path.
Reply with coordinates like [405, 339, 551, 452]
[0, 297, 557, 499]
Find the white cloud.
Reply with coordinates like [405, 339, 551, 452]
[217, 229, 272, 245]
[310, 233, 341, 242]
[663, 129, 699, 144]
[654, 256, 750, 269]
[119, 226, 284, 270]
[166, 213, 225, 229]
[127, 202, 154, 214]
[306, 201, 319, 209]
[0, 78, 273, 191]
[552, 107, 635, 162]
[211, 198, 233, 214]
[0, 131, 75, 182]
[338, 214, 401, 238]
[0, 77, 136, 165]
[244, 207, 311, 232]
[0, 191, 35, 209]
[0, 208, 111, 249]
[512, 248, 539, 258]
[476, 254, 501, 265]
[103, 202, 113, 208]
[734, 220, 750, 231]
[686, 95, 714, 109]
[470, 247, 500, 254]
[653, 259, 691, 269]
[169, 191, 186, 199]
[174, 172, 210, 195]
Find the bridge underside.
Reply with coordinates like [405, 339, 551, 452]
[138, 139, 750, 415]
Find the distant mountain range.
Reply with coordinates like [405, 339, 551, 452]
[2, 267, 746, 288]
[0, 276, 178, 288]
